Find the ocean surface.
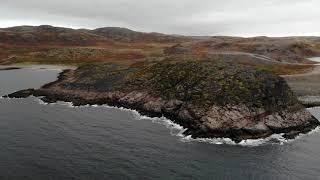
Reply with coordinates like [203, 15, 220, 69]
[1, 67, 320, 180]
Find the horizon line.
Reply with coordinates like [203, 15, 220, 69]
[1, 24, 320, 38]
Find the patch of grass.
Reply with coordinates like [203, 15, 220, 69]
[255, 64, 314, 75]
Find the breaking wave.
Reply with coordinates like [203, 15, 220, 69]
[34, 97, 320, 147]
[181, 127, 320, 146]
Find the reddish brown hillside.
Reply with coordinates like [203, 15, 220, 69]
[0, 25, 110, 46]
[164, 36, 320, 63]
[90, 27, 187, 43]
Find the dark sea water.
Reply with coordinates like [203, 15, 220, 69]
[1, 67, 320, 180]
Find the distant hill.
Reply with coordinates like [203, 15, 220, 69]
[1, 25, 320, 65]
[91, 27, 185, 42]
[0, 25, 109, 45]
[164, 36, 320, 63]
[0, 25, 187, 45]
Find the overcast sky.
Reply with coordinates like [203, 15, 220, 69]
[1, 0, 319, 36]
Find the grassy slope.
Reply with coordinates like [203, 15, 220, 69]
[255, 64, 314, 75]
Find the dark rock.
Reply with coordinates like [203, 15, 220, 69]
[0, 67, 21, 71]
[4, 89, 35, 98]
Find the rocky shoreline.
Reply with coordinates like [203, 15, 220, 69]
[0, 67, 21, 71]
[4, 61, 320, 142]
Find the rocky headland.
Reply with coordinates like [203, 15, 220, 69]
[4, 60, 320, 142]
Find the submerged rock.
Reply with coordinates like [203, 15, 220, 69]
[5, 60, 320, 142]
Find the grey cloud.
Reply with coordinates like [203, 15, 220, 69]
[0, 0, 319, 36]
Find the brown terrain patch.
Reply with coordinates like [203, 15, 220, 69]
[283, 66, 320, 96]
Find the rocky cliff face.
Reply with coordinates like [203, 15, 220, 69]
[5, 60, 319, 142]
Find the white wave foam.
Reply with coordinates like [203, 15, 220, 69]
[37, 98, 49, 105]
[180, 133, 288, 146]
[182, 136, 238, 145]
[186, 126, 320, 147]
[45, 102, 187, 137]
[34, 98, 320, 146]
[100, 104, 186, 135]
[35, 98, 75, 107]
[291, 126, 320, 141]
[57, 101, 74, 107]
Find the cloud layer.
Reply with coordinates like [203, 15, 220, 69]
[1, 0, 319, 36]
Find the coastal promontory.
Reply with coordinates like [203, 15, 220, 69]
[5, 59, 319, 142]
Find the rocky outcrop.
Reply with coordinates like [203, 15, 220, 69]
[0, 67, 21, 71]
[4, 61, 320, 142]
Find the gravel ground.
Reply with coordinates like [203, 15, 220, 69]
[283, 66, 320, 96]
[283, 65, 320, 106]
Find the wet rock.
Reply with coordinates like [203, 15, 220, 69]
[4, 89, 35, 98]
